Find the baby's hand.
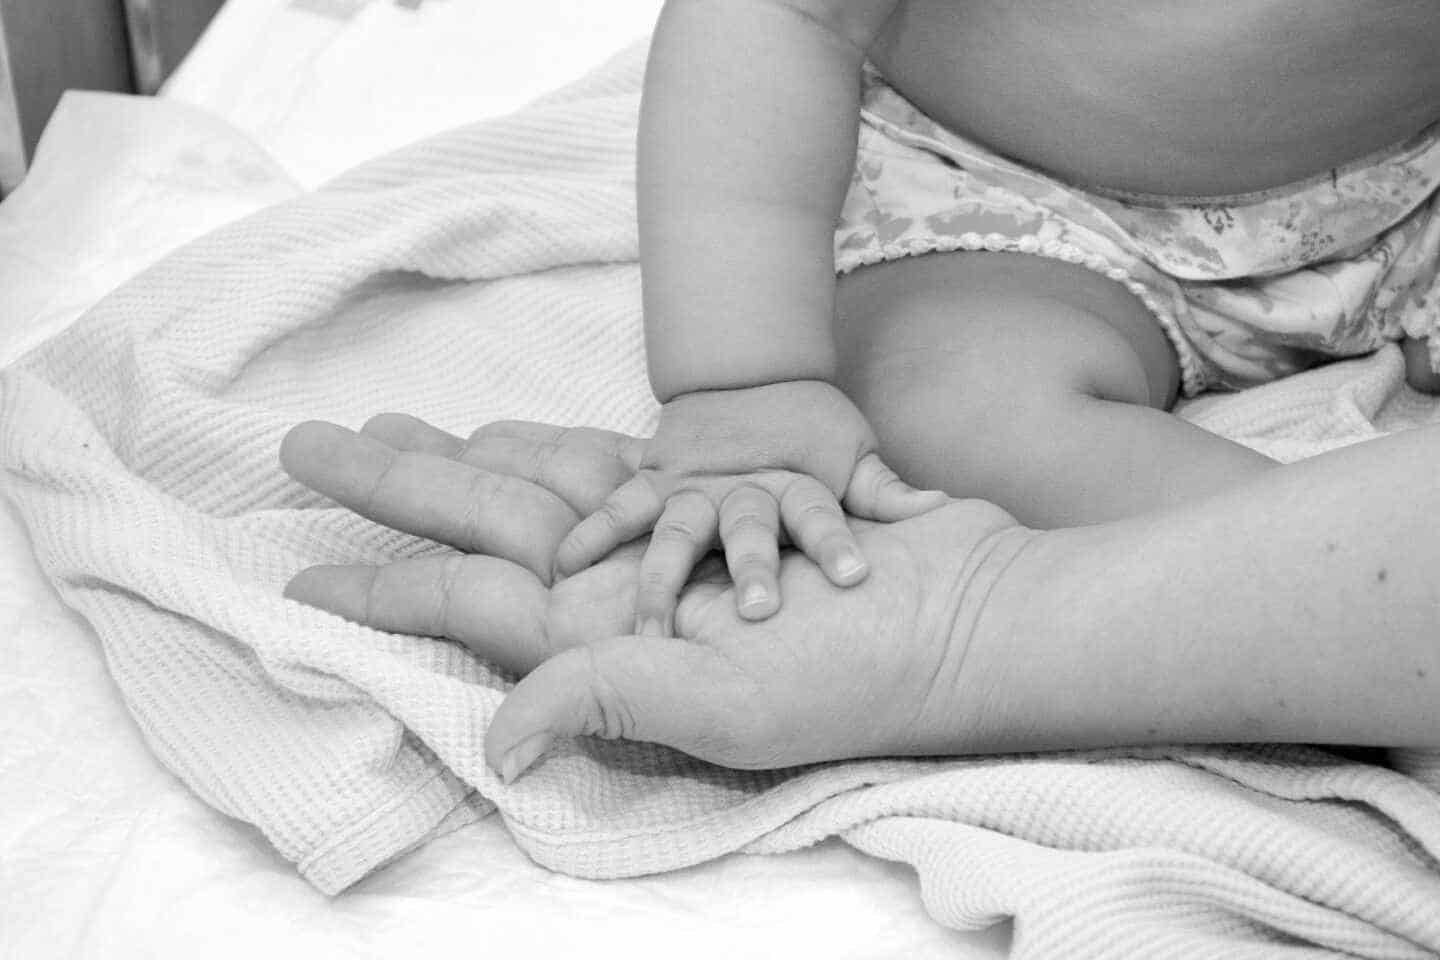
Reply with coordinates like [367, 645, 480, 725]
[553, 380, 946, 635]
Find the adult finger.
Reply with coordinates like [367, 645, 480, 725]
[360, 412, 465, 457]
[470, 421, 645, 471]
[553, 473, 666, 578]
[281, 420, 575, 579]
[458, 433, 633, 516]
[718, 485, 781, 620]
[843, 453, 948, 522]
[779, 476, 868, 587]
[485, 634, 770, 782]
[361, 415, 639, 513]
[632, 489, 718, 636]
[284, 554, 554, 673]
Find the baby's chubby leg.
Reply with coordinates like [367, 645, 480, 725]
[835, 251, 1273, 527]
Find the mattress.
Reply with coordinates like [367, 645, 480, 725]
[0, 2, 1011, 956]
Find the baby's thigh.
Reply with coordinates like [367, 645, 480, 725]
[834, 249, 1179, 422]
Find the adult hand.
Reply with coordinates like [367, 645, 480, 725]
[279, 414, 1034, 782]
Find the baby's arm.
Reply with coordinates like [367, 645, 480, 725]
[639, 0, 895, 398]
[556, 0, 942, 632]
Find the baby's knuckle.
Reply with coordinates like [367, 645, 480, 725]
[668, 487, 711, 512]
[796, 497, 840, 522]
[728, 549, 772, 571]
[640, 568, 678, 592]
[594, 499, 628, 529]
[566, 525, 599, 555]
[724, 510, 771, 535]
[654, 517, 698, 542]
[722, 480, 767, 502]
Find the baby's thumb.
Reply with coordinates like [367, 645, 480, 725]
[844, 453, 949, 522]
[486, 635, 756, 782]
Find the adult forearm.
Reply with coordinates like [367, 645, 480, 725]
[941, 425, 1440, 752]
[639, 0, 895, 400]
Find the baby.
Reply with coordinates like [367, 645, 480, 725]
[551, 0, 1440, 633]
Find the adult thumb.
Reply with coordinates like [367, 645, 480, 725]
[485, 634, 760, 782]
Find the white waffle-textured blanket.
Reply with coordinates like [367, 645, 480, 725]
[3, 41, 1440, 957]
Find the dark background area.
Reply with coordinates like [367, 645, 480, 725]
[0, 0, 225, 174]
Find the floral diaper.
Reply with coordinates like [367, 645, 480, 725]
[834, 72, 1440, 395]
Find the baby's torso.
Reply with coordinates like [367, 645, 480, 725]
[868, 0, 1440, 197]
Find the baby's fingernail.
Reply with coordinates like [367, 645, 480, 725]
[835, 550, 867, 581]
[499, 732, 555, 784]
[740, 583, 769, 611]
[637, 617, 665, 637]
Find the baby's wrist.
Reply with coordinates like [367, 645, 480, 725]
[649, 361, 838, 405]
[644, 379, 873, 499]
[662, 377, 844, 407]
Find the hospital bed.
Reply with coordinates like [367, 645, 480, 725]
[0, 2, 1008, 956]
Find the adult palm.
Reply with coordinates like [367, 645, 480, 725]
[280, 414, 1025, 781]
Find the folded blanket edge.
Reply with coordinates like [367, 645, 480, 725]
[301, 763, 484, 894]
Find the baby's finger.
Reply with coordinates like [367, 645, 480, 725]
[633, 490, 719, 636]
[718, 485, 781, 620]
[779, 476, 868, 587]
[843, 453, 948, 522]
[554, 473, 666, 579]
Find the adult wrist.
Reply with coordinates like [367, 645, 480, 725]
[903, 515, 1058, 757]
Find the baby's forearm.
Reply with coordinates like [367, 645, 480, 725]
[932, 425, 1440, 752]
[639, 0, 899, 401]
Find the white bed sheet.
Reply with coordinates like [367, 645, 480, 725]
[0, 3, 1011, 957]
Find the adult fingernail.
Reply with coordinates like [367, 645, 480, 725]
[500, 732, 555, 784]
